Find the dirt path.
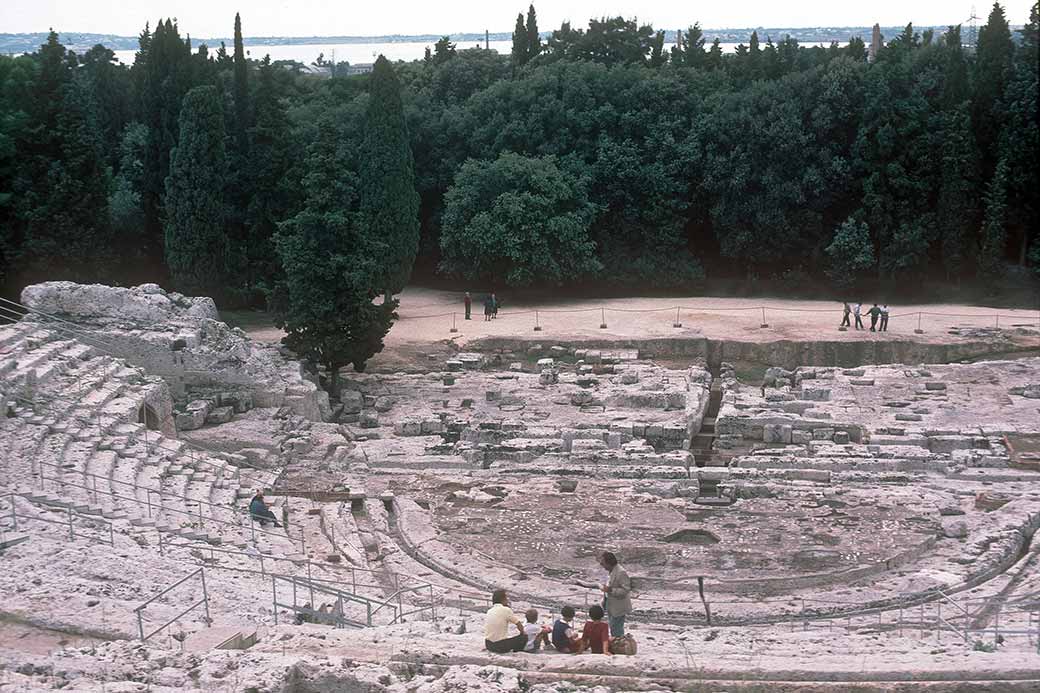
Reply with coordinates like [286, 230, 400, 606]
[225, 287, 1040, 369]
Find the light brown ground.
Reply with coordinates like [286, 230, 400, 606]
[227, 286, 1040, 358]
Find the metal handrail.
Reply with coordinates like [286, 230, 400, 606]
[0, 492, 114, 546]
[33, 460, 292, 546]
[133, 567, 210, 642]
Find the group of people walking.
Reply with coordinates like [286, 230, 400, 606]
[483, 552, 633, 656]
[463, 292, 499, 321]
[841, 302, 890, 332]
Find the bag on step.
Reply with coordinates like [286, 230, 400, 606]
[610, 633, 637, 655]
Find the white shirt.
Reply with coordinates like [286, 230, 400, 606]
[523, 622, 542, 651]
[484, 604, 521, 642]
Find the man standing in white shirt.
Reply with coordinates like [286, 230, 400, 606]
[484, 589, 527, 653]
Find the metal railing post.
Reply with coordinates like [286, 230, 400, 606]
[272, 574, 278, 625]
[137, 610, 145, 641]
[200, 569, 211, 625]
[367, 601, 372, 627]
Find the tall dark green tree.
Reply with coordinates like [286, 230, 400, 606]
[512, 13, 528, 66]
[937, 106, 978, 279]
[138, 18, 192, 256]
[163, 85, 228, 296]
[978, 157, 1010, 278]
[359, 55, 421, 300]
[243, 56, 294, 301]
[973, 2, 1014, 172]
[275, 111, 394, 379]
[15, 33, 113, 284]
[525, 4, 541, 61]
[232, 13, 250, 154]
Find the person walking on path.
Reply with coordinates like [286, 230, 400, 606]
[853, 302, 864, 330]
[880, 304, 890, 331]
[598, 551, 632, 637]
[868, 303, 881, 331]
[483, 294, 494, 322]
[840, 302, 851, 328]
[484, 589, 527, 653]
[464, 292, 472, 320]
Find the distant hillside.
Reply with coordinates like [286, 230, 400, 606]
[0, 26, 964, 56]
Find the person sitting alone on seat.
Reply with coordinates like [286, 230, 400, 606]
[249, 491, 281, 527]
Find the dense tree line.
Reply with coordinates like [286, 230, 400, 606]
[0, 3, 1036, 371]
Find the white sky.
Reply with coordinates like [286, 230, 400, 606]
[1, 1, 1032, 37]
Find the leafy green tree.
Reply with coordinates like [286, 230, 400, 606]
[512, 13, 528, 66]
[359, 56, 420, 299]
[706, 38, 723, 69]
[0, 55, 36, 287]
[109, 122, 149, 248]
[137, 19, 192, 254]
[999, 2, 1038, 264]
[275, 111, 393, 378]
[434, 36, 457, 65]
[242, 56, 294, 302]
[672, 24, 706, 67]
[163, 85, 228, 296]
[440, 152, 600, 286]
[973, 2, 1014, 173]
[15, 33, 113, 284]
[649, 31, 667, 67]
[525, 4, 541, 62]
[79, 44, 131, 166]
[937, 106, 979, 279]
[978, 157, 1010, 278]
[825, 217, 875, 287]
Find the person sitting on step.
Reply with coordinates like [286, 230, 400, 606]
[249, 491, 281, 527]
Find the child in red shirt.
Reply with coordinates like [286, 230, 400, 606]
[581, 604, 612, 655]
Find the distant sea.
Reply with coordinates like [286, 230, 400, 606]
[111, 39, 830, 66]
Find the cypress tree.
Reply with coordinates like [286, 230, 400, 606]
[163, 85, 228, 296]
[938, 107, 978, 279]
[973, 2, 1014, 172]
[512, 13, 528, 66]
[139, 19, 191, 257]
[275, 112, 395, 381]
[978, 157, 1010, 278]
[226, 12, 253, 303]
[232, 13, 249, 153]
[526, 4, 541, 61]
[16, 32, 113, 284]
[358, 56, 420, 300]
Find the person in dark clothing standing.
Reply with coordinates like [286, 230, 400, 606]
[491, 293, 499, 319]
[868, 303, 881, 331]
[464, 292, 472, 320]
[483, 294, 494, 321]
[840, 302, 851, 328]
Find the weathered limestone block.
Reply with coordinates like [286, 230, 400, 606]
[620, 372, 639, 385]
[339, 391, 363, 415]
[556, 478, 578, 493]
[420, 418, 444, 435]
[446, 360, 463, 372]
[812, 427, 835, 441]
[359, 412, 379, 428]
[374, 396, 395, 412]
[394, 419, 422, 436]
[784, 469, 831, 483]
[176, 399, 211, 430]
[205, 405, 234, 425]
[799, 387, 831, 402]
[537, 358, 555, 368]
[791, 429, 812, 445]
[539, 369, 558, 385]
[486, 389, 501, 402]
[941, 520, 968, 539]
[849, 379, 875, 386]
[763, 424, 793, 444]
[928, 435, 974, 454]
[570, 391, 594, 406]
[509, 362, 523, 372]
[895, 413, 923, 422]
[832, 431, 850, 445]
[457, 353, 485, 370]
[606, 432, 622, 449]
[571, 439, 607, 452]
[924, 382, 947, 391]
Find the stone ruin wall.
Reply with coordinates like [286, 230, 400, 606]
[20, 282, 330, 426]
